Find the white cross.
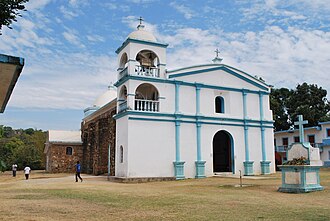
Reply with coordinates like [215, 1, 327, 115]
[215, 48, 220, 58]
[294, 115, 308, 143]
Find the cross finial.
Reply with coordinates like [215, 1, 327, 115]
[215, 48, 220, 58]
[212, 48, 223, 63]
[138, 16, 144, 25]
[294, 115, 308, 143]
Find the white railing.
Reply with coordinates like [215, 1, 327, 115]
[135, 65, 160, 78]
[275, 145, 288, 152]
[135, 99, 159, 112]
[119, 67, 128, 78]
[118, 100, 127, 113]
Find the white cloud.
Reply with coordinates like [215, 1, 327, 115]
[59, 5, 79, 19]
[25, 0, 52, 11]
[87, 34, 105, 42]
[62, 30, 84, 48]
[169, 2, 195, 19]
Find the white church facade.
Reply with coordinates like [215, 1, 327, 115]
[45, 21, 276, 179]
[113, 22, 275, 179]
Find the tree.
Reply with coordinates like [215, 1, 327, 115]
[270, 88, 292, 131]
[270, 83, 330, 131]
[0, 0, 29, 35]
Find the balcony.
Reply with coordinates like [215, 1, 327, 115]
[118, 100, 127, 113]
[275, 145, 288, 152]
[119, 67, 128, 78]
[135, 65, 160, 78]
[135, 99, 159, 112]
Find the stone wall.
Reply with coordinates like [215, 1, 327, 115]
[45, 143, 83, 173]
[81, 108, 116, 175]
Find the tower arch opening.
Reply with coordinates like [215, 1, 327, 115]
[135, 50, 160, 77]
[135, 83, 159, 112]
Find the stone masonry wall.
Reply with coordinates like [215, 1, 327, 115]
[81, 107, 116, 175]
[45, 143, 83, 173]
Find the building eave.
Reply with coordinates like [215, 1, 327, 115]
[0, 54, 25, 113]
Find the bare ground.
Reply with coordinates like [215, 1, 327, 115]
[1, 169, 330, 221]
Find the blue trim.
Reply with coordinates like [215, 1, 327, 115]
[116, 38, 169, 54]
[175, 82, 180, 114]
[259, 93, 266, 162]
[278, 165, 323, 193]
[128, 116, 273, 128]
[244, 126, 249, 161]
[168, 66, 269, 91]
[196, 123, 202, 161]
[0, 54, 24, 65]
[114, 75, 270, 95]
[195, 85, 201, 115]
[167, 63, 270, 87]
[115, 110, 274, 126]
[260, 161, 271, 174]
[244, 161, 254, 175]
[173, 161, 185, 179]
[175, 120, 181, 162]
[195, 161, 206, 178]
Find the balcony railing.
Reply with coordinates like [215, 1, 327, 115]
[119, 67, 128, 78]
[135, 99, 159, 112]
[118, 100, 127, 113]
[135, 65, 160, 78]
[275, 145, 288, 152]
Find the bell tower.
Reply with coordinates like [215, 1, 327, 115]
[115, 18, 168, 114]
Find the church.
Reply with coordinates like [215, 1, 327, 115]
[45, 21, 275, 179]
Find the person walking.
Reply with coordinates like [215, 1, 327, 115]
[24, 166, 31, 180]
[12, 163, 18, 177]
[75, 161, 83, 182]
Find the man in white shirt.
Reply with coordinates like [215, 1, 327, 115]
[24, 166, 31, 180]
[12, 164, 18, 177]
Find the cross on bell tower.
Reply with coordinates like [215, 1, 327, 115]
[294, 115, 308, 143]
[137, 16, 145, 30]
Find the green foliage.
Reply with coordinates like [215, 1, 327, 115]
[0, 160, 6, 172]
[0, 0, 29, 35]
[0, 127, 46, 170]
[270, 83, 330, 131]
[283, 156, 308, 165]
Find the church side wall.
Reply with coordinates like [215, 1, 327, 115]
[115, 116, 129, 177]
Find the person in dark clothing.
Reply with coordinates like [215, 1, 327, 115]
[75, 161, 83, 182]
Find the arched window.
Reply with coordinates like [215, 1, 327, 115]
[120, 146, 124, 163]
[119, 53, 128, 69]
[215, 96, 224, 113]
[135, 83, 159, 112]
[66, 147, 73, 155]
[135, 50, 160, 77]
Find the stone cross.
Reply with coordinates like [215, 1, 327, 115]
[215, 48, 220, 58]
[138, 16, 144, 25]
[294, 115, 308, 143]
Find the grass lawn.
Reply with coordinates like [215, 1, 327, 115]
[0, 169, 330, 221]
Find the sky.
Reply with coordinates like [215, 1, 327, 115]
[0, 0, 330, 131]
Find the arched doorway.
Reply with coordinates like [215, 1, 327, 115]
[213, 130, 233, 173]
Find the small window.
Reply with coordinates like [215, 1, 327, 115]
[327, 129, 330, 137]
[215, 96, 224, 113]
[294, 136, 300, 143]
[120, 146, 124, 163]
[66, 147, 73, 155]
[308, 135, 315, 146]
[282, 137, 288, 146]
[328, 151, 330, 160]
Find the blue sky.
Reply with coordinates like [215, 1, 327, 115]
[1, 0, 330, 131]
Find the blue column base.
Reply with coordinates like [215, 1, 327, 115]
[173, 161, 185, 180]
[244, 161, 254, 176]
[195, 161, 206, 178]
[260, 161, 271, 175]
